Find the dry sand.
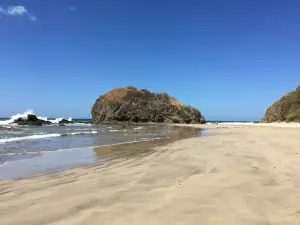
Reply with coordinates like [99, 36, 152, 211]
[1, 124, 300, 225]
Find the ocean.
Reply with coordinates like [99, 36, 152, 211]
[0, 112, 170, 179]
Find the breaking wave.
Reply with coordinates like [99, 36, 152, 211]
[0, 110, 34, 125]
[48, 117, 72, 124]
[0, 110, 73, 125]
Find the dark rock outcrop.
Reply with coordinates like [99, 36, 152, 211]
[58, 119, 73, 124]
[14, 115, 52, 126]
[261, 86, 300, 123]
[91, 87, 205, 124]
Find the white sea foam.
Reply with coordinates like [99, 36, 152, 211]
[72, 123, 91, 126]
[37, 116, 48, 121]
[0, 131, 98, 144]
[0, 162, 7, 167]
[48, 118, 62, 123]
[0, 110, 34, 125]
[0, 134, 61, 144]
[0, 110, 74, 126]
[0, 152, 41, 156]
[217, 122, 255, 125]
[48, 117, 72, 124]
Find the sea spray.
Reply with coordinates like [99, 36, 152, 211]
[0, 110, 74, 125]
[0, 110, 35, 125]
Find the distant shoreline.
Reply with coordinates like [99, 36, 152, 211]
[172, 122, 300, 128]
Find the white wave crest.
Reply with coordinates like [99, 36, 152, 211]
[0, 110, 73, 125]
[0, 110, 34, 125]
[0, 134, 61, 143]
[73, 123, 91, 126]
[0, 131, 98, 144]
[37, 116, 48, 121]
[48, 118, 63, 123]
[0, 162, 7, 167]
[48, 117, 73, 124]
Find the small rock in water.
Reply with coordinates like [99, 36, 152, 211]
[59, 119, 73, 124]
[14, 114, 52, 126]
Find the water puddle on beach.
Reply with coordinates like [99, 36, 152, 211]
[0, 125, 207, 180]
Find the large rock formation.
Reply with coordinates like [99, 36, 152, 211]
[261, 86, 300, 123]
[91, 87, 205, 124]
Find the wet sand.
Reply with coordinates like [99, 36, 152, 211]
[1, 124, 300, 225]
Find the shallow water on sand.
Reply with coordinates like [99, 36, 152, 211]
[0, 124, 201, 179]
[0, 124, 165, 163]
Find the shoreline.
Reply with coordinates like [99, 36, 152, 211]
[1, 124, 300, 224]
[0, 126, 201, 180]
[1, 122, 299, 180]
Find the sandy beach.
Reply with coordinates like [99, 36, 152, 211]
[1, 123, 300, 225]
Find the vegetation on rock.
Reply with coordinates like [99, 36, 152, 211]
[261, 86, 300, 122]
[91, 87, 205, 124]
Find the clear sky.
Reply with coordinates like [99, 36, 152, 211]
[0, 0, 299, 120]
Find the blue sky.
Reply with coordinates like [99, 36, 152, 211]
[0, 0, 299, 120]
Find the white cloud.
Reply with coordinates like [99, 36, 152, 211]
[0, 5, 36, 21]
[7, 6, 27, 16]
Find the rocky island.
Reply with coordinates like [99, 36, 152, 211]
[262, 86, 300, 122]
[91, 86, 205, 124]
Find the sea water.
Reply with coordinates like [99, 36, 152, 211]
[0, 112, 168, 179]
